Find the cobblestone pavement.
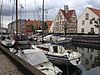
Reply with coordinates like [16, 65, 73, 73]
[0, 51, 24, 75]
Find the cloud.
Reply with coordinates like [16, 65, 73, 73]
[0, 0, 100, 28]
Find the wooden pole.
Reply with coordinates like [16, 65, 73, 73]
[16, 0, 18, 35]
[42, 0, 44, 42]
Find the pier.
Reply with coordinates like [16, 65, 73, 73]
[70, 35, 100, 44]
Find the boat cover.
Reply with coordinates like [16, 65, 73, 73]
[17, 49, 49, 65]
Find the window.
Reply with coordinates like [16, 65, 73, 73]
[92, 17, 95, 21]
[85, 13, 89, 20]
[90, 19, 92, 24]
[82, 20, 85, 25]
[81, 28, 84, 33]
[53, 46, 58, 53]
[91, 28, 94, 33]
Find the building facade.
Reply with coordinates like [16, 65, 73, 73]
[78, 7, 100, 34]
[8, 19, 52, 36]
[8, 19, 25, 34]
[49, 5, 77, 34]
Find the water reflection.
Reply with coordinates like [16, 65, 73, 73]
[63, 43, 100, 75]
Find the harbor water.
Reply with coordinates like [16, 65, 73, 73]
[19, 41, 100, 75]
[59, 42, 100, 75]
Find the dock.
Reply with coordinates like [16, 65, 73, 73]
[0, 44, 45, 75]
[0, 51, 23, 75]
[71, 35, 100, 44]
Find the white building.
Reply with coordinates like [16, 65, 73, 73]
[78, 7, 100, 34]
[49, 5, 77, 33]
[8, 19, 25, 34]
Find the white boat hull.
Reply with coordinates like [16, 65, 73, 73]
[1, 39, 15, 47]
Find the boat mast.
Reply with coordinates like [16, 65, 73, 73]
[16, 0, 18, 35]
[0, 0, 3, 35]
[0, 6, 1, 34]
[42, 0, 44, 42]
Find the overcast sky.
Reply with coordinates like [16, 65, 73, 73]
[0, 0, 100, 28]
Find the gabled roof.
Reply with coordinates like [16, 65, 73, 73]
[88, 7, 100, 17]
[60, 9, 75, 21]
[25, 19, 40, 28]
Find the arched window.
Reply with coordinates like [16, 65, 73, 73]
[85, 13, 89, 20]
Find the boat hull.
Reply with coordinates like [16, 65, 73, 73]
[45, 54, 74, 66]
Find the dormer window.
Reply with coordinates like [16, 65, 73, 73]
[85, 13, 89, 20]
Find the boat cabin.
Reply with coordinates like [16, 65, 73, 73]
[37, 44, 65, 54]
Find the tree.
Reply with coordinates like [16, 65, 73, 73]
[92, 18, 100, 36]
[44, 22, 48, 30]
[64, 21, 68, 36]
[43, 22, 48, 34]
[31, 25, 36, 34]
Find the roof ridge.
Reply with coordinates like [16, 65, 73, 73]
[88, 7, 100, 10]
[88, 7, 100, 17]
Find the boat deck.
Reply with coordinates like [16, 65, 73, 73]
[0, 51, 23, 75]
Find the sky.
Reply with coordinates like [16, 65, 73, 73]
[0, 0, 100, 28]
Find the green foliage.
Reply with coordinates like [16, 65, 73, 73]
[91, 17, 95, 21]
[44, 22, 48, 30]
[31, 25, 36, 34]
[94, 21, 98, 25]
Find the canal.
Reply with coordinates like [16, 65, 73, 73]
[59, 42, 100, 75]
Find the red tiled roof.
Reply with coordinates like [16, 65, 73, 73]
[88, 7, 100, 17]
[24, 19, 52, 32]
[60, 9, 75, 21]
[25, 19, 40, 28]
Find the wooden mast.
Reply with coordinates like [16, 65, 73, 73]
[0, 0, 3, 35]
[0, 6, 1, 34]
[42, 0, 44, 42]
[16, 0, 18, 35]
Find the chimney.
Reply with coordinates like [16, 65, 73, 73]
[64, 5, 69, 13]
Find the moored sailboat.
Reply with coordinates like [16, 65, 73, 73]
[10, 44, 62, 75]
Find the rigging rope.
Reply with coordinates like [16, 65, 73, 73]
[33, 0, 41, 20]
